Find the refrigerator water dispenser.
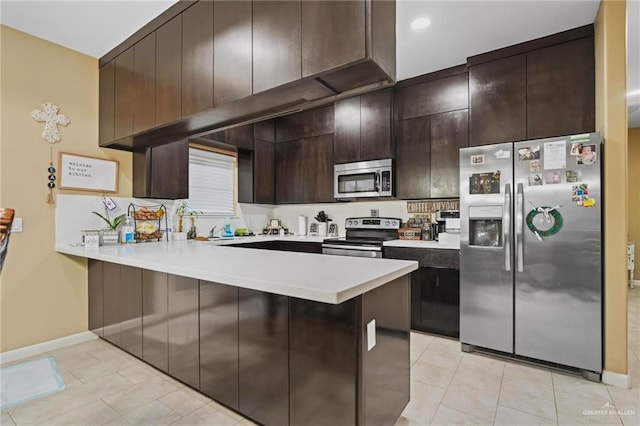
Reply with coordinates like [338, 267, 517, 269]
[468, 205, 503, 247]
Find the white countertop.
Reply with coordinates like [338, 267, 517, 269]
[56, 236, 417, 304]
[383, 240, 460, 250]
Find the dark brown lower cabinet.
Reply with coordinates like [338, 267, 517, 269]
[239, 289, 289, 426]
[120, 266, 142, 358]
[200, 281, 239, 410]
[89, 261, 410, 425]
[142, 270, 168, 372]
[102, 262, 121, 346]
[361, 276, 411, 426]
[102, 263, 142, 357]
[289, 298, 358, 426]
[88, 260, 103, 337]
[168, 275, 200, 389]
[385, 247, 460, 338]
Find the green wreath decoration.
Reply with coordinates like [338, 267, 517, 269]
[526, 207, 563, 238]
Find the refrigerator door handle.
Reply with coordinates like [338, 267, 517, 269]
[516, 183, 524, 272]
[504, 184, 511, 271]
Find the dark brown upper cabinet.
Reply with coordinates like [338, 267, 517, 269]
[114, 48, 134, 140]
[133, 140, 189, 199]
[254, 139, 275, 204]
[98, 0, 394, 149]
[275, 135, 334, 204]
[182, 0, 214, 117]
[253, 1, 302, 94]
[469, 55, 526, 146]
[275, 140, 305, 203]
[468, 26, 594, 145]
[430, 110, 468, 198]
[395, 116, 430, 200]
[156, 15, 182, 127]
[360, 89, 393, 160]
[275, 105, 334, 143]
[225, 124, 254, 151]
[133, 33, 156, 134]
[303, 134, 334, 203]
[99, 60, 115, 145]
[334, 88, 392, 163]
[253, 120, 276, 204]
[214, 1, 252, 107]
[526, 37, 595, 139]
[395, 73, 468, 121]
[334, 96, 360, 163]
[301, 0, 365, 77]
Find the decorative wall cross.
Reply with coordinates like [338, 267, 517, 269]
[31, 102, 70, 143]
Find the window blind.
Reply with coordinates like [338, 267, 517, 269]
[188, 147, 236, 216]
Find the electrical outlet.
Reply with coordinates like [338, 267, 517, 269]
[12, 217, 23, 233]
[367, 319, 376, 351]
[370, 209, 379, 218]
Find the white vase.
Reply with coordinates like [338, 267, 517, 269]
[172, 232, 187, 241]
[318, 222, 328, 237]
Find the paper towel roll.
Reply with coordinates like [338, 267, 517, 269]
[298, 215, 308, 236]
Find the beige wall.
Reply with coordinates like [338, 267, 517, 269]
[630, 127, 640, 266]
[0, 26, 132, 352]
[595, 0, 628, 375]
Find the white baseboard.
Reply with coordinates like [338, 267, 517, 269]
[0, 331, 97, 365]
[602, 370, 631, 388]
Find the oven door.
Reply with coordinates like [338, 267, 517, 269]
[322, 244, 382, 258]
[334, 167, 381, 199]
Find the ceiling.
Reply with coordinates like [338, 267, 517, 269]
[1, 0, 638, 127]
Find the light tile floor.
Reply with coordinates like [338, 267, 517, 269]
[2, 288, 638, 425]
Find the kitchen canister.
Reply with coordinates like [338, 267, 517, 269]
[298, 215, 308, 236]
[318, 222, 328, 237]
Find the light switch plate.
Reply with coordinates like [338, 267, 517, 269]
[367, 319, 376, 351]
[11, 217, 23, 233]
[370, 209, 379, 218]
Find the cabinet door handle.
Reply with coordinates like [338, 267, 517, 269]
[504, 183, 511, 272]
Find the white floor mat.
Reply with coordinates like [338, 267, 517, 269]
[0, 355, 65, 409]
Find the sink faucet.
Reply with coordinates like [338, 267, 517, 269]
[209, 226, 219, 238]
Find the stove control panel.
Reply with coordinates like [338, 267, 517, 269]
[345, 217, 401, 230]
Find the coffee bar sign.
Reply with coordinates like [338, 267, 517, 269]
[59, 153, 118, 192]
[407, 199, 460, 214]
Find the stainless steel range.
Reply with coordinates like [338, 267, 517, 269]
[322, 217, 401, 258]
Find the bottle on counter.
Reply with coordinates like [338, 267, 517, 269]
[120, 215, 135, 244]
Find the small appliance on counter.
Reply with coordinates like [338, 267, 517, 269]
[298, 215, 308, 236]
[263, 219, 289, 235]
[328, 223, 339, 237]
[220, 224, 234, 239]
[433, 210, 460, 242]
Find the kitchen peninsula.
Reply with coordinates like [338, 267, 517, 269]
[57, 240, 417, 426]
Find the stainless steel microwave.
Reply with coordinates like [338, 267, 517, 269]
[334, 159, 393, 199]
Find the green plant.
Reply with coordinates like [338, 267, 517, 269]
[174, 201, 202, 233]
[92, 211, 126, 230]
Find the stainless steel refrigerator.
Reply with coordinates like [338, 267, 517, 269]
[459, 132, 602, 380]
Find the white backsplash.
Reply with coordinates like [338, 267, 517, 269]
[56, 194, 411, 244]
[273, 200, 411, 237]
[55, 195, 276, 245]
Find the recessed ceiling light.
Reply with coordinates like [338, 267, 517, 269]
[411, 17, 431, 31]
[628, 89, 640, 97]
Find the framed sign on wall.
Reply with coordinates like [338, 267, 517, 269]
[59, 152, 118, 192]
